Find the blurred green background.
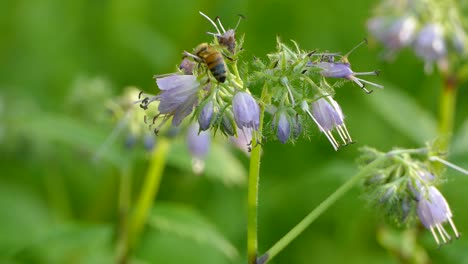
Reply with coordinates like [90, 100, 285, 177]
[1, 0, 468, 264]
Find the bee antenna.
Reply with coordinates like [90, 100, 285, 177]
[234, 14, 245, 31]
[214, 16, 226, 33]
[199, 11, 221, 34]
[343, 38, 368, 60]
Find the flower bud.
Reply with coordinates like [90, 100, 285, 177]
[198, 100, 214, 131]
[221, 112, 236, 136]
[275, 112, 290, 144]
[143, 133, 156, 151]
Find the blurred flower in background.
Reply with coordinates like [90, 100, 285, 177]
[367, 0, 467, 73]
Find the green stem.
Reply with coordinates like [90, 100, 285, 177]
[437, 74, 457, 152]
[128, 138, 170, 249]
[259, 156, 387, 264]
[116, 166, 132, 264]
[247, 103, 266, 264]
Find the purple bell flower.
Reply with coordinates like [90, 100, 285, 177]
[416, 186, 459, 245]
[367, 16, 417, 53]
[154, 75, 200, 126]
[198, 100, 214, 131]
[187, 124, 211, 174]
[315, 62, 383, 94]
[306, 96, 352, 151]
[413, 23, 447, 73]
[232, 92, 260, 130]
[276, 112, 290, 144]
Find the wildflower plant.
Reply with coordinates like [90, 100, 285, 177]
[134, 11, 389, 264]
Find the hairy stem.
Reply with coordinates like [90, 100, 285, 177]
[247, 103, 265, 264]
[259, 156, 387, 264]
[128, 138, 170, 249]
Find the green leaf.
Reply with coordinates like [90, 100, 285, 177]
[12, 223, 115, 264]
[364, 81, 437, 145]
[167, 140, 246, 186]
[14, 111, 126, 167]
[452, 118, 468, 157]
[148, 202, 239, 261]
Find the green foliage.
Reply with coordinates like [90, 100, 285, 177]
[1, 0, 468, 264]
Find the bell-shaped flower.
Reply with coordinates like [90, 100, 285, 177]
[416, 186, 459, 246]
[232, 92, 260, 130]
[413, 23, 447, 73]
[367, 16, 417, 54]
[315, 62, 383, 94]
[152, 75, 200, 126]
[306, 96, 353, 151]
[187, 124, 211, 174]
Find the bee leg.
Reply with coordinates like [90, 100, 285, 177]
[183, 51, 203, 62]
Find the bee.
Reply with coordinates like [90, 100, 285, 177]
[199, 11, 244, 54]
[184, 43, 227, 83]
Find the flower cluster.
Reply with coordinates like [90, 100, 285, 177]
[138, 12, 382, 151]
[367, 0, 467, 73]
[360, 147, 460, 246]
[250, 38, 382, 149]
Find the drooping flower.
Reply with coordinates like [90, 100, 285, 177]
[187, 123, 211, 174]
[232, 92, 260, 130]
[413, 23, 447, 73]
[314, 62, 383, 94]
[141, 75, 200, 127]
[198, 100, 214, 131]
[416, 186, 459, 245]
[230, 126, 252, 155]
[275, 111, 290, 144]
[367, 16, 417, 55]
[303, 96, 352, 151]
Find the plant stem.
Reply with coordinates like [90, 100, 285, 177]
[128, 138, 170, 249]
[259, 156, 387, 264]
[116, 166, 132, 264]
[438, 74, 457, 152]
[247, 104, 266, 264]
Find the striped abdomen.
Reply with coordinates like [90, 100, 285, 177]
[195, 43, 227, 83]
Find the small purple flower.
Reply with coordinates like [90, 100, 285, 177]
[315, 62, 383, 94]
[367, 16, 417, 52]
[307, 96, 352, 150]
[187, 124, 211, 174]
[198, 100, 214, 131]
[143, 133, 156, 151]
[179, 58, 196, 75]
[232, 92, 260, 130]
[413, 23, 447, 72]
[154, 75, 200, 126]
[416, 186, 459, 245]
[275, 112, 290, 144]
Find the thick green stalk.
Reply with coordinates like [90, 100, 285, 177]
[128, 138, 170, 249]
[247, 104, 265, 264]
[258, 156, 387, 264]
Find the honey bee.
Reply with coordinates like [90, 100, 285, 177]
[184, 43, 227, 83]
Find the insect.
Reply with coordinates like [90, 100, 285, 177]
[199, 11, 244, 54]
[184, 43, 227, 83]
